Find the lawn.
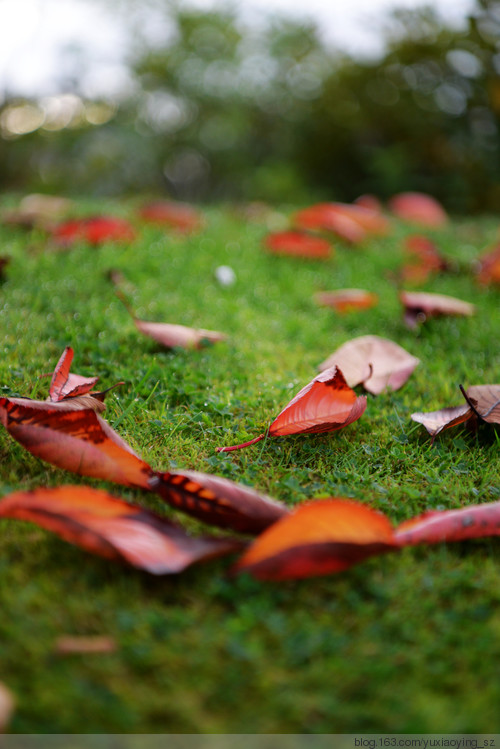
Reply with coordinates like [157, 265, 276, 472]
[0, 196, 499, 733]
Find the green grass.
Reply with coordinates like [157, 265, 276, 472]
[0, 196, 499, 733]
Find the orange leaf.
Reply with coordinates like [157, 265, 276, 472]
[150, 469, 289, 533]
[395, 502, 500, 546]
[319, 335, 420, 395]
[0, 397, 153, 488]
[400, 290, 475, 328]
[234, 498, 396, 580]
[48, 346, 99, 402]
[264, 231, 332, 260]
[314, 289, 378, 314]
[218, 366, 366, 452]
[293, 203, 366, 244]
[476, 244, 500, 286]
[389, 192, 448, 227]
[0, 486, 242, 574]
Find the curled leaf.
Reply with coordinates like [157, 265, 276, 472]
[0, 397, 153, 488]
[150, 469, 288, 534]
[0, 486, 242, 574]
[411, 404, 474, 440]
[48, 346, 99, 402]
[264, 231, 332, 260]
[400, 290, 475, 328]
[218, 366, 366, 452]
[234, 498, 396, 580]
[314, 289, 378, 314]
[134, 319, 226, 350]
[411, 383, 500, 440]
[389, 192, 448, 227]
[319, 335, 420, 395]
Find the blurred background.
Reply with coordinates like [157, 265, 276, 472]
[1, 0, 500, 212]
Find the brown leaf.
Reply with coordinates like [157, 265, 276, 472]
[319, 335, 419, 395]
[0, 486, 243, 574]
[314, 289, 378, 314]
[465, 385, 500, 423]
[411, 404, 474, 440]
[234, 498, 396, 580]
[0, 397, 153, 488]
[400, 290, 475, 328]
[2, 193, 73, 229]
[150, 469, 289, 533]
[134, 319, 226, 350]
[0, 683, 15, 733]
[55, 636, 118, 655]
[218, 366, 366, 452]
[389, 192, 448, 227]
[264, 231, 332, 259]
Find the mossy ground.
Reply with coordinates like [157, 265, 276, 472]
[0, 197, 499, 733]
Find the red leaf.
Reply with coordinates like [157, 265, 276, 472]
[476, 244, 500, 286]
[0, 397, 153, 489]
[293, 204, 367, 244]
[314, 289, 378, 314]
[139, 201, 203, 233]
[218, 366, 366, 452]
[53, 216, 136, 247]
[395, 502, 500, 546]
[389, 192, 448, 227]
[48, 346, 99, 402]
[264, 231, 332, 260]
[149, 469, 289, 534]
[400, 290, 475, 328]
[0, 486, 242, 574]
[234, 498, 396, 580]
[354, 194, 383, 212]
[319, 335, 420, 395]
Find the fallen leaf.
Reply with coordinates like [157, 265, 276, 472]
[234, 498, 396, 580]
[0, 486, 242, 574]
[264, 231, 332, 260]
[113, 283, 226, 350]
[2, 193, 73, 229]
[134, 319, 227, 350]
[354, 194, 383, 212]
[395, 502, 500, 546]
[138, 201, 203, 233]
[55, 636, 118, 655]
[318, 335, 420, 395]
[400, 234, 449, 283]
[0, 683, 15, 732]
[411, 383, 500, 440]
[389, 192, 448, 227]
[217, 366, 366, 452]
[293, 203, 367, 244]
[476, 244, 500, 285]
[48, 346, 99, 402]
[314, 289, 378, 314]
[52, 216, 136, 247]
[400, 290, 475, 328]
[411, 404, 474, 440]
[0, 397, 153, 488]
[150, 469, 289, 533]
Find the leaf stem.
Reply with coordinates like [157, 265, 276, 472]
[216, 434, 266, 453]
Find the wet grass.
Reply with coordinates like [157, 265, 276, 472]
[0, 196, 499, 733]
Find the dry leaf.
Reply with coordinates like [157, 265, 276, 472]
[150, 469, 289, 534]
[234, 499, 396, 580]
[218, 366, 366, 452]
[400, 235, 449, 283]
[0, 397, 153, 488]
[0, 486, 242, 574]
[411, 383, 500, 440]
[400, 290, 475, 328]
[2, 193, 73, 229]
[134, 319, 226, 350]
[389, 192, 448, 227]
[264, 231, 332, 259]
[411, 404, 474, 440]
[293, 203, 367, 244]
[236, 496, 500, 580]
[55, 636, 118, 655]
[52, 216, 136, 247]
[476, 244, 500, 285]
[319, 335, 420, 395]
[314, 289, 378, 314]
